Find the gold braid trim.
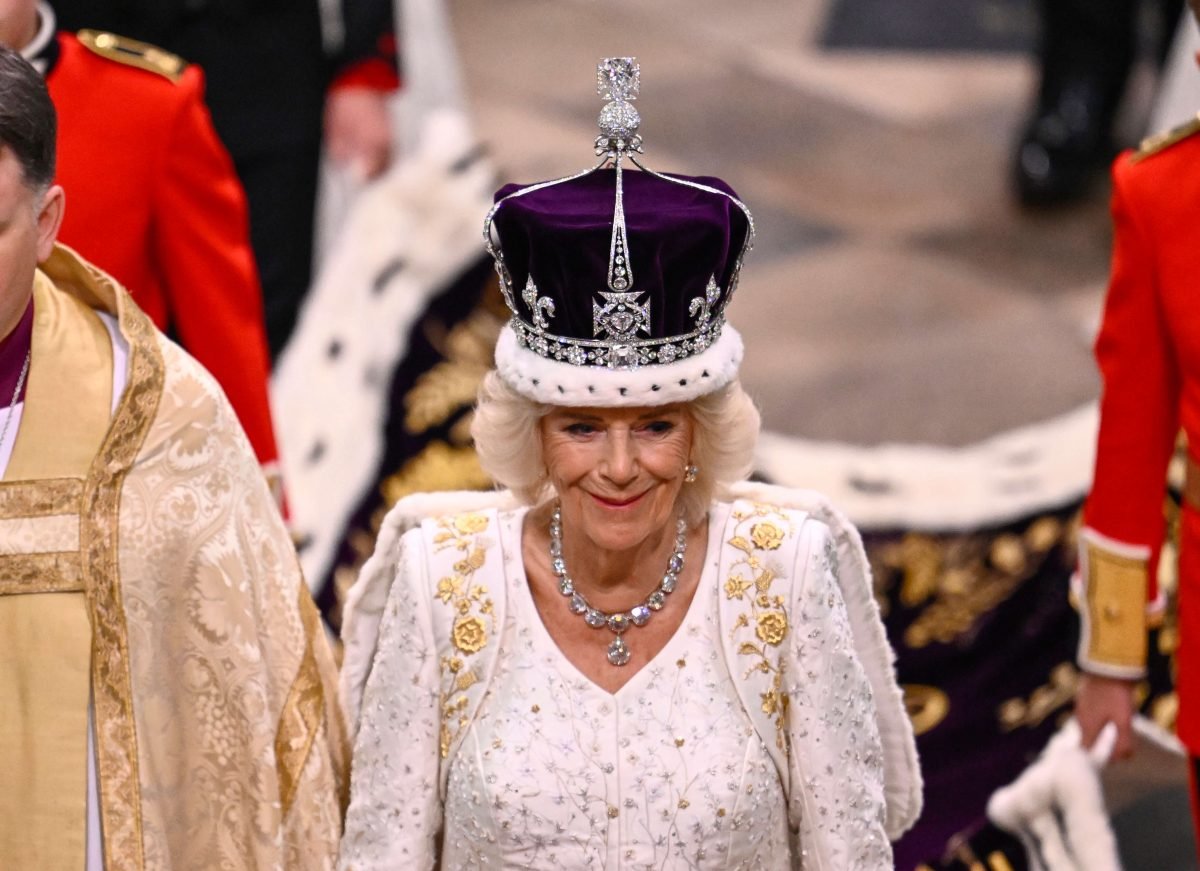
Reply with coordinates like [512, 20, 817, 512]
[724, 504, 796, 751]
[275, 589, 327, 816]
[431, 513, 494, 759]
[77, 30, 186, 83]
[1083, 540, 1149, 671]
[0, 551, 83, 594]
[81, 279, 164, 870]
[0, 478, 83, 519]
[1132, 113, 1200, 163]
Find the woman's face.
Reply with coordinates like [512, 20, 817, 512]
[540, 404, 693, 554]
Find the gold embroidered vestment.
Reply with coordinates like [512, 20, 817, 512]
[0, 246, 347, 869]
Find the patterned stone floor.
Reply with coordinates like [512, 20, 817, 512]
[449, 0, 1197, 866]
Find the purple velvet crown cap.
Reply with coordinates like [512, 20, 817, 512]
[492, 169, 750, 346]
[484, 55, 755, 407]
[487, 168, 754, 407]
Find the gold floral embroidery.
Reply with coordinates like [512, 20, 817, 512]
[380, 441, 490, 506]
[437, 576, 462, 603]
[724, 575, 752, 599]
[452, 615, 487, 653]
[432, 513, 495, 758]
[750, 521, 784, 551]
[454, 514, 488, 535]
[755, 611, 789, 646]
[727, 504, 796, 750]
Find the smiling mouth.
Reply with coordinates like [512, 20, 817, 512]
[590, 492, 646, 508]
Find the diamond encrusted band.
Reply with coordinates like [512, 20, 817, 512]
[511, 315, 725, 369]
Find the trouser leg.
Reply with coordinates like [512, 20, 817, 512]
[1190, 757, 1200, 862]
[1016, 0, 1184, 204]
[235, 140, 322, 363]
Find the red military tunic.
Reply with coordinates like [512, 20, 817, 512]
[1081, 116, 1200, 750]
[46, 30, 280, 472]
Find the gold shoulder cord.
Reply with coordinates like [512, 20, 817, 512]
[1131, 113, 1200, 164]
[76, 30, 186, 84]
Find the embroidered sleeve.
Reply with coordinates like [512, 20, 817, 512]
[785, 519, 891, 869]
[339, 531, 442, 871]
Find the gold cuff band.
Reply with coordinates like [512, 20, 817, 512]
[1082, 539, 1149, 672]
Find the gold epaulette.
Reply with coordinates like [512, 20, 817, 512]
[77, 30, 186, 84]
[1131, 113, 1200, 164]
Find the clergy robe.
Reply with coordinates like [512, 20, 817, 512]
[0, 244, 346, 869]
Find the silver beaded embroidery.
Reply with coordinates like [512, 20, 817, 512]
[443, 507, 790, 868]
[338, 505, 895, 870]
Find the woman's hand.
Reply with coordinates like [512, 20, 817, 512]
[1075, 672, 1137, 760]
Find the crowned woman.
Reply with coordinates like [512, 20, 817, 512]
[337, 57, 922, 870]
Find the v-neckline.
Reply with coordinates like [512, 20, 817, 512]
[508, 505, 725, 700]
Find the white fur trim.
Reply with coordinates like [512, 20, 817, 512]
[272, 108, 495, 590]
[494, 323, 743, 406]
[988, 718, 1120, 871]
[754, 402, 1098, 531]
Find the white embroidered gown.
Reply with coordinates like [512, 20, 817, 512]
[440, 510, 791, 868]
[339, 502, 899, 870]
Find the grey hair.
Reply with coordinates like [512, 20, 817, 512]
[470, 372, 760, 524]
[0, 47, 55, 191]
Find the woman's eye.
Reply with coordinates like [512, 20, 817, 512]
[643, 420, 675, 434]
[565, 422, 596, 435]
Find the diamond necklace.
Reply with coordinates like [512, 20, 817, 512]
[0, 349, 31, 455]
[549, 503, 687, 666]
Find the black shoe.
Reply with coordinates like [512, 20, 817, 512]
[1013, 80, 1116, 207]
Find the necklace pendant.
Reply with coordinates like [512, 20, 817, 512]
[606, 613, 631, 633]
[607, 636, 632, 666]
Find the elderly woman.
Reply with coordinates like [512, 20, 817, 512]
[338, 59, 921, 870]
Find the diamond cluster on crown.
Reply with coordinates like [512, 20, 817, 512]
[596, 57, 641, 146]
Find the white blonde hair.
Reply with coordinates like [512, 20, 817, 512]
[470, 371, 760, 524]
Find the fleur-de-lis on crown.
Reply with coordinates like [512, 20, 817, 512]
[689, 275, 721, 332]
[522, 275, 555, 332]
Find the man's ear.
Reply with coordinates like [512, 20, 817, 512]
[34, 183, 64, 263]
